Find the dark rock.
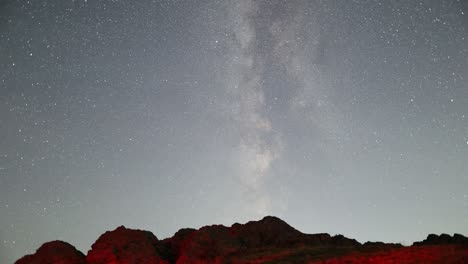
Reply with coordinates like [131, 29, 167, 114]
[330, 234, 361, 247]
[15, 240, 86, 264]
[363, 241, 403, 249]
[229, 215, 304, 248]
[454, 233, 468, 245]
[413, 233, 468, 246]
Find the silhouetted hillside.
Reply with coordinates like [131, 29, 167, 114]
[15, 216, 468, 263]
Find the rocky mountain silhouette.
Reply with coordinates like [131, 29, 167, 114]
[15, 216, 468, 263]
[16, 241, 85, 264]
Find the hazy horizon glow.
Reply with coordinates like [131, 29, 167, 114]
[1, 1, 468, 263]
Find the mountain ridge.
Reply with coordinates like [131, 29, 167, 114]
[15, 216, 468, 263]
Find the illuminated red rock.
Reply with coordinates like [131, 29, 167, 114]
[160, 225, 241, 263]
[86, 226, 169, 264]
[15, 240, 86, 264]
[309, 245, 468, 264]
[14, 216, 468, 263]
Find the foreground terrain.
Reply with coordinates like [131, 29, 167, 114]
[16, 216, 468, 263]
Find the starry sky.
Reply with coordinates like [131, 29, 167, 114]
[1, 0, 468, 262]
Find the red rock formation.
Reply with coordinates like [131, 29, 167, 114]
[14, 216, 468, 264]
[86, 226, 169, 264]
[309, 245, 468, 264]
[15, 240, 86, 264]
[159, 216, 361, 263]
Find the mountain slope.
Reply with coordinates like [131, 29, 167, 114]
[15, 216, 468, 264]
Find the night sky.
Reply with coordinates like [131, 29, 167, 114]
[1, 0, 468, 263]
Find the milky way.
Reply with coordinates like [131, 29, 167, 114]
[1, 1, 468, 263]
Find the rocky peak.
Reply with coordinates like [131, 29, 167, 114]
[15, 240, 86, 264]
[86, 225, 169, 264]
[413, 233, 468, 246]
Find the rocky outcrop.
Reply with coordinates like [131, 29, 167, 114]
[86, 226, 169, 264]
[15, 241, 86, 264]
[229, 216, 305, 248]
[413, 233, 468, 246]
[159, 216, 361, 263]
[15, 216, 468, 264]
